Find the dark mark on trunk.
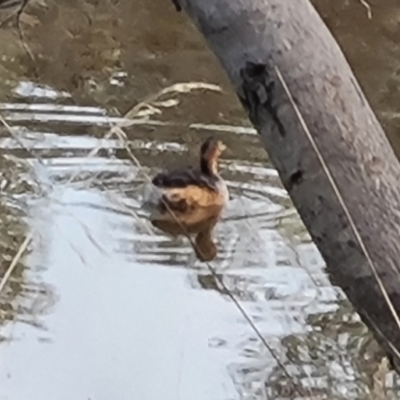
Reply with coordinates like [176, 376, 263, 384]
[240, 61, 286, 137]
[171, 0, 182, 12]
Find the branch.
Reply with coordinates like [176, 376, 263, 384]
[176, 0, 400, 370]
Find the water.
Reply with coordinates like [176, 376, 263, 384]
[0, 0, 399, 399]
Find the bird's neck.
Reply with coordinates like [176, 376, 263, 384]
[200, 156, 218, 176]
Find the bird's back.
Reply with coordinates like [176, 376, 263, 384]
[152, 166, 219, 192]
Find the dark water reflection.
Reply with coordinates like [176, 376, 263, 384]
[0, 0, 400, 399]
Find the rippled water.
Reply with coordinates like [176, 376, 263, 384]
[0, 0, 400, 399]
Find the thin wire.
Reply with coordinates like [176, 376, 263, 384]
[114, 126, 314, 398]
[275, 66, 400, 333]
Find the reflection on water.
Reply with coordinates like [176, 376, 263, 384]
[0, 152, 52, 334]
[0, 0, 400, 399]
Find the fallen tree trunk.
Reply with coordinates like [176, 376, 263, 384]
[174, 0, 400, 370]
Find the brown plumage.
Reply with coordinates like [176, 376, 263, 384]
[151, 136, 229, 219]
[146, 136, 229, 261]
[151, 206, 220, 262]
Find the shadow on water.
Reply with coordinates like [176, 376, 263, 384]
[0, 0, 400, 399]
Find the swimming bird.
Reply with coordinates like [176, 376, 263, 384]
[144, 136, 229, 261]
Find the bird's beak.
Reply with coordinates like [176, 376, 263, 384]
[219, 142, 227, 152]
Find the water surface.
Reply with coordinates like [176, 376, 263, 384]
[0, 0, 400, 399]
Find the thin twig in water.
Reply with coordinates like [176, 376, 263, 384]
[64, 82, 221, 187]
[359, 0, 372, 19]
[2, 112, 119, 251]
[0, 0, 35, 61]
[0, 233, 32, 295]
[0, 113, 52, 200]
[0, 113, 46, 167]
[124, 82, 221, 120]
[15, 0, 34, 61]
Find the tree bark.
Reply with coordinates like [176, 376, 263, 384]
[175, 0, 400, 370]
